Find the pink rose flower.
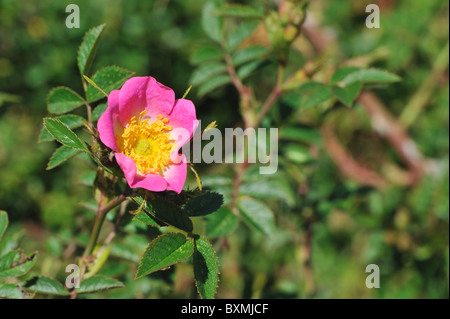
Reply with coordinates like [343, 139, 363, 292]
[97, 76, 198, 193]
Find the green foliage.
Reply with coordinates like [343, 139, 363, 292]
[0, 212, 7, 243]
[78, 24, 106, 76]
[0, 212, 40, 299]
[193, 236, 220, 299]
[0, 0, 448, 300]
[39, 114, 86, 142]
[0, 283, 23, 299]
[213, 4, 264, 19]
[238, 198, 276, 236]
[77, 275, 124, 294]
[340, 68, 402, 86]
[47, 87, 85, 114]
[86, 66, 134, 102]
[191, 46, 223, 65]
[185, 191, 224, 217]
[136, 233, 194, 279]
[24, 276, 70, 296]
[190, 62, 228, 86]
[202, 0, 225, 43]
[226, 21, 259, 52]
[332, 82, 362, 107]
[232, 46, 269, 66]
[43, 118, 89, 152]
[205, 207, 238, 238]
[47, 146, 80, 170]
[197, 75, 232, 97]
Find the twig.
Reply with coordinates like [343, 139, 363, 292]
[321, 125, 388, 188]
[224, 52, 254, 128]
[302, 21, 429, 185]
[399, 41, 449, 128]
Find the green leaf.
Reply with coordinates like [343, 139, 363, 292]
[110, 243, 141, 263]
[301, 83, 333, 110]
[197, 74, 231, 97]
[342, 68, 402, 85]
[39, 114, 86, 142]
[238, 198, 275, 236]
[185, 191, 224, 217]
[86, 66, 134, 102]
[47, 87, 85, 114]
[237, 60, 266, 80]
[240, 179, 295, 207]
[0, 250, 17, 272]
[43, 118, 89, 152]
[80, 171, 97, 186]
[214, 4, 263, 19]
[0, 211, 8, 244]
[202, 0, 224, 43]
[78, 24, 106, 76]
[83, 75, 108, 98]
[285, 144, 313, 164]
[190, 62, 228, 86]
[0, 283, 23, 299]
[132, 197, 193, 233]
[136, 233, 194, 279]
[150, 199, 194, 233]
[92, 103, 107, 122]
[191, 46, 223, 65]
[132, 211, 161, 228]
[281, 92, 303, 109]
[77, 275, 124, 294]
[280, 127, 322, 145]
[226, 21, 259, 52]
[332, 81, 363, 107]
[0, 252, 37, 278]
[24, 276, 69, 296]
[331, 66, 360, 84]
[232, 46, 268, 66]
[193, 236, 219, 299]
[206, 207, 238, 238]
[46, 146, 80, 170]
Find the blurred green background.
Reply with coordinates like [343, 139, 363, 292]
[0, 0, 448, 298]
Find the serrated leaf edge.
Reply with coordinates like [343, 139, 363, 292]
[76, 274, 124, 294]
[135, 233, 194, 280]
[43, 117, 89, 152]
[46, 146, 81, 170]
[46, 86, 86, 114]
[193, 237, 220, 299]
[85, 65, 135, 102]
[24, 276, 70, 296]
[77, 24, 106, 76]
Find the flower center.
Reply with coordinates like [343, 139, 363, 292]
[117, 111, 176, 175]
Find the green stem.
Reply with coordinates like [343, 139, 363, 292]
[83, 195, 127, 258]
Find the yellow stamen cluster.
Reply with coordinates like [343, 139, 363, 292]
[117, 110, 176, 175]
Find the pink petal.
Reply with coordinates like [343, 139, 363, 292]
[118, 77, 175, 126]
[115, 153, 168, 192]
[118, 77, 150, 126]
[98, 90, 121, 151]
[163, 154, 188, 194]
[144, 77, 176, 118]
[167, 99, 199, 153]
